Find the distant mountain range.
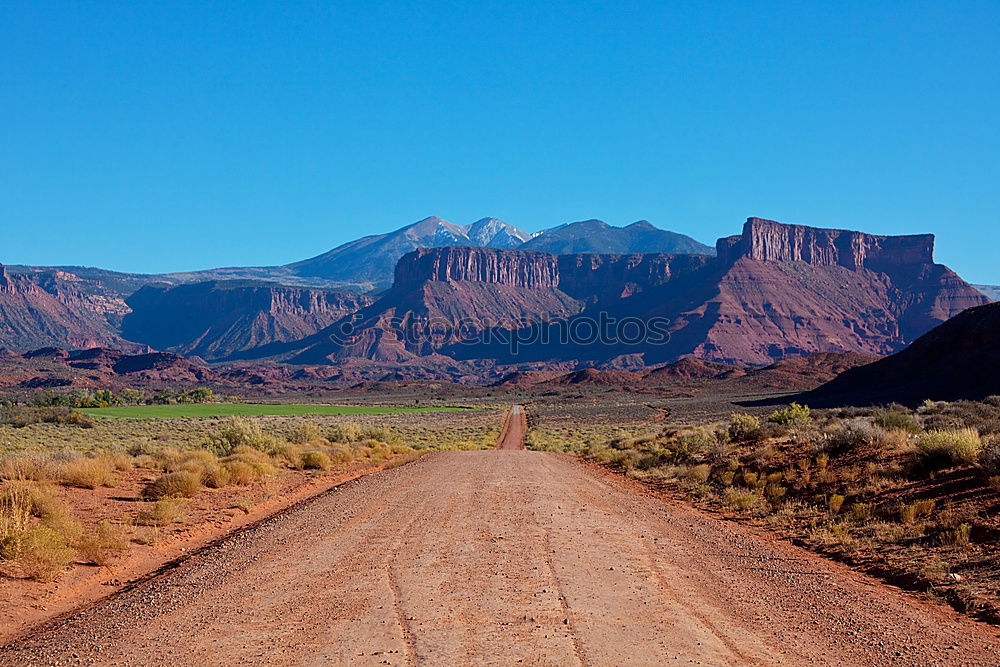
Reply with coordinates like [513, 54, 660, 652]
[521, 219, 714, 256]
[7, 216, 713, 294]
[233, 218, 984, 370]
[0, 216, 992, 378]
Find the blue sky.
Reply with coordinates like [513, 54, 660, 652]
[2, 1, 998, 282]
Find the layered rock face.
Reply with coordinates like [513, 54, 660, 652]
[651, 218, 988, 365]
[0, 265, 139, 351]
[717, 218, 935, 270]
[393, 247, 560, 290]
[122, 281, 373, 360]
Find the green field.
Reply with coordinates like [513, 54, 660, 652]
[79, 404, 464, 419]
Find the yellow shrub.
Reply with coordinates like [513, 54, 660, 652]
[137, 498, 187, 526]
[16, 525, 74, 582]
[300, 451, 332, 470]
[143, 471, 201, 499]
[77, 519, 129, 566]
[57, 456, 117, 489]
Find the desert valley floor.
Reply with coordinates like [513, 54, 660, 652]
[3, 407, 999, 666]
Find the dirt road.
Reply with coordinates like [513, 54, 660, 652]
[4, 414, 1000, 665]
[496, 404, 526, 450]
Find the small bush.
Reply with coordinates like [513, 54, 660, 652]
[768, 403, 811, 426]
[301, 450, 332, 470]
[723, 488, 759, 511]
[201, 464, 232, 488]
[828, 494, 845, 514]
[939, 523, 972, 547]
[327, 444, 355, 465]
[205, 417, 281, 456]
[16, 525, 74, 581]
[143, 471, 201, 500]
[328, 422, 363, 443]
[290, 422, 324, 445]
[56, 456, 117, 489]
[684, 464, 712, 483]
[916, 429, 982, 466]
[137, 498, 186, 526]
[828, 419, 885, 452]
[274, 443, 304, 469]
[76, 519, 129, 566]
[981, 436, 1000, 474]
[728, 413, 763, 443]
[873, 409, 921, 433]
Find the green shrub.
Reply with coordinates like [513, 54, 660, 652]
[205, 417, 281, 456]
[728, 413, 763, 443]
[768, 403, 811, 426]
[143, 471, 202, 499]
[873, 409, 921, 433]
[290, 422, 324, 444]
[916, 429, 982, 466]
[328, 422, 363, 443]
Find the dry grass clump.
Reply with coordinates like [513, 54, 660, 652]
[56, 455, 119, 489]
[222, 447, 279, 485]
[12, 525, 75, 581]
[76, 519, 130, 565]
[0, 455, 55, 481]
[300, 450, 332, 470]
[916, 428, 983, 466]
[142, 471, 202, 500]
[939, 523, 972, 547]
[137, 498, 187, 526]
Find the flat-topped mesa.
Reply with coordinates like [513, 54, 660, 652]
[717, 217, 936, 270]
[393, 246, 561, 290]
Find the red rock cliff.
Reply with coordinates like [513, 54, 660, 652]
[393, 247, 561, 290]
[717, 218, 936, 269]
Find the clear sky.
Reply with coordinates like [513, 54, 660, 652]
[2, 1, 998, 282]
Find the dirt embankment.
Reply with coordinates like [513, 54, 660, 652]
[4, 444, 1000, 665]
